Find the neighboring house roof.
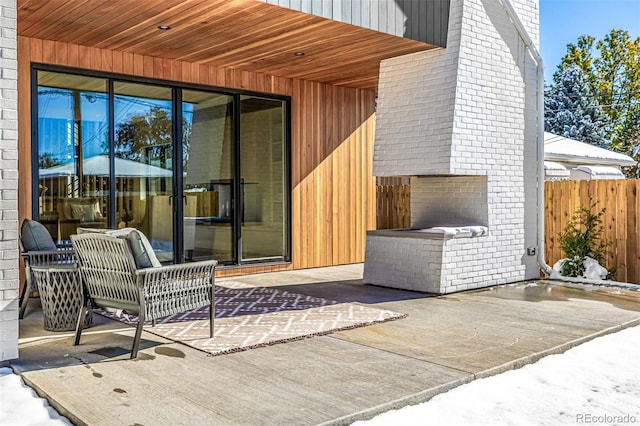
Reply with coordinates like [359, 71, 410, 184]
[543, 161, 570, 180]
[544, 132, 636, 167]
[570, 165, 626, 180]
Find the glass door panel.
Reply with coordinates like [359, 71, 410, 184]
[35, 68, 290, 267]
[114, 82, 174, 262]
[37, 71, 109, 241]
[182, 90, 235, 263]
[239, 96, 287, 261]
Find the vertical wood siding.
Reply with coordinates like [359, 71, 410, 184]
[291, 79, 376, 268]
[259, 0, 450, 47]
[17, 36, 376, 275]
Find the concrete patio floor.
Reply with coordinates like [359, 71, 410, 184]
[10, 264, 640, 426]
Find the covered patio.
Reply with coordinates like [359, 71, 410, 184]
[17, 0, 441, 275]
[5, 0, 454, 369]
[12, 264, 640, 425]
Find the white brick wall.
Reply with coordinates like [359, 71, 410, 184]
[365, 0, 540, 293]
[373, 0, 463, 177]
[364, 235, 444, 293]
[374, 0, 539, 177]
[0, 0, 18, 361]
[410, 176, 488, 228]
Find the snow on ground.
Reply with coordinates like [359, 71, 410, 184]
[0, 367, 71, 426]
[356, 325, 640, 426]
[2, 326, 640, 425]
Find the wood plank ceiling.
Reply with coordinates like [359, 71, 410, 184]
[17, 0, 438, 91]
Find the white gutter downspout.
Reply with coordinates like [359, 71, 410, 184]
[497, 0, 553, 275]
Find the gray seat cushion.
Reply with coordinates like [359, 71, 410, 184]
[104, 228, 162, 269]
[21, 219, 57, 251]
[125, 230, 162, 269]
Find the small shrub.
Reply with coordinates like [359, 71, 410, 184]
[558, 202, 614, 279]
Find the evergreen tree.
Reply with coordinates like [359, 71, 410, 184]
[556, 29, 640, 176]
[545, 65, 613, 147]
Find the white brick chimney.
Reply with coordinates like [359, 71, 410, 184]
[364, 0, 540, 294]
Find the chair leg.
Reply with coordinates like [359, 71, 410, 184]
[74, 305, 88, 346]
[18, 278, 33, 320]
[209, 290, 214, 339]
[131, 311, 145, 359]
[131, 321, 144, 359]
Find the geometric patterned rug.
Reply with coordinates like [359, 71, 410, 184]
[98, 281, 407, 356]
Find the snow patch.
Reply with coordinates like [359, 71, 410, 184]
[550, 256, 609, 280]
[0, 367, 71, 425]
[356, 326, 640, 426]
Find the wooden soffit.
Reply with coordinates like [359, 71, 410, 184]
[17, 0, 439, 91]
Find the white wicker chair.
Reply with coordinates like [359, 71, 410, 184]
[70, 232, 217, 359]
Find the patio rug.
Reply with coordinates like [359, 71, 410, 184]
[98, 281, 406, 356]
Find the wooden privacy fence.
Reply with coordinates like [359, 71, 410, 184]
[545, 179, 640, 284]
[376, 184, 410, 229]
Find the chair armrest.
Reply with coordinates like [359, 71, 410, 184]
[136, 260, 218, 280]
[136, 260, 217, 320]
[137, 260, 218, 289]
[22, 247, 76, 267]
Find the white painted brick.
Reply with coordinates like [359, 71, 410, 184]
[0, 0, 18, 361]
[366, 0, 539, 294]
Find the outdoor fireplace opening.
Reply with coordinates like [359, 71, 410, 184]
[370, 175, 489, 240]
[364, 175, 491, 293]
[409, 175, 488, 233]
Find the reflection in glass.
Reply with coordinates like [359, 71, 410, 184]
[182, 90, 234, 263]
[37, 71, 109, 240]
[240, 96, 287, 261]
[114, 82, 174, 262]
[35, 71, 289, 266]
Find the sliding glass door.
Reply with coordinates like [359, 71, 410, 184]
[182, 90, 235, 263]
[34, 68, 289, 266]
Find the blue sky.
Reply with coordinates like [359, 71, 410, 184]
[539, 0, 640, 83]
